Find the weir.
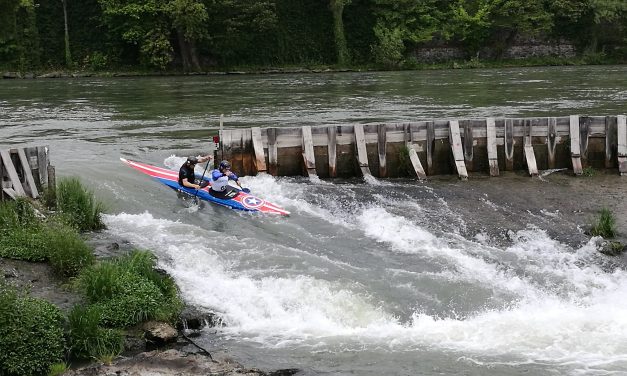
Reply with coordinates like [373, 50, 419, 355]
[0, 146, 54, 201]
[217, 115, 627, 179]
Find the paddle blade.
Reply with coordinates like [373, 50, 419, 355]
[241, 188, 251, 194]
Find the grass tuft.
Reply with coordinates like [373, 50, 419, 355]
[48, 362, 68, 376]
[68, 305, 123, 360]
[56, 177, 106, 231]
[590, 208, 616, 238]
[77, 250, 183, 328]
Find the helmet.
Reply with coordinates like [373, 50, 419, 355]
[186, 156, 198, 164]
[219, 160, 231, 170]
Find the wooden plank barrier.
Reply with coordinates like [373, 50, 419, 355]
[327, 125, 337, 177]
[353, 124, 372, 178]
[216, 115, 626, 179]
[547, 117, 558, 169]
[404, 123, 426, 180]
[266, 127, 278, 176]
[570, 115, 583, 175]
[504, 119, 514, 171]
[251, 127, 267, 173]
[618, 115, 627, 175]
[486, 117, 499, 176]
[377, 124, 387, 177]
[523, 119, 539, 176]
[449, 120, 468, 180]
[0, 146, 52, 201]
[301, 126, 318, 179]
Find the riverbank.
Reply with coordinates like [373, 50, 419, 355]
[0, 256, 297, 376]
[1, 56, 625, 80]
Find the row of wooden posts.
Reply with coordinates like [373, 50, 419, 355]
[0, 146, 54, 201]
[218, 115, 627, 179]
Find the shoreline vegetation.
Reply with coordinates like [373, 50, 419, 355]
[0, 178, 297, 376]
[1, 55, 626, 80]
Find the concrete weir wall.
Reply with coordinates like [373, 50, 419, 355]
[217, 115, 627, 179]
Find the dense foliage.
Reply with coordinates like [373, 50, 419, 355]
[77, 250, 184, 328]
[0, 0, 624, 71]
[0, 283, 65, 376]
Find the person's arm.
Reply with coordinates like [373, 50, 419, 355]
[196, 155, 212, 163]
[182, 178, 201, 190]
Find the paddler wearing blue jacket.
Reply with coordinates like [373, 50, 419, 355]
[209, 160, 243, 198]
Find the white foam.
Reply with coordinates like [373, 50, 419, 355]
[103, 196, 627, 371]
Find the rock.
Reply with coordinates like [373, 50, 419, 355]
[23, 72, 35, 79]
[123, 335, 146, 353]
[177, 305, 221, 331]
[3, 268, 19, 279]
[2, 72, 21, 79]
[599, 241, 626, 256]
[142, 321, 177, 347]
[39, 72, 62, 78]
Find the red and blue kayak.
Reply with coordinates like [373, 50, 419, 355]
[120, 158, 290, 216]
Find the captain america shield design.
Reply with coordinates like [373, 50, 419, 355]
[242, 195, 265, 209]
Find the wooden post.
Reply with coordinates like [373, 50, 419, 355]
[47, 165, 56, 192]
[523, 119, 538, 176]
[327, 125, 337, 178]
[618, 115, 627, 175]
[462, 121, 474, 171]
[580, 116, 591, 165]
[301, 126, 317, 178]
[504, 118, 514, 171]
[547, 117, 557, 169]
[353, 124, 372, 177]
[251, 127, 267, 173]
[449, 120, 468, 180]
[486, 118, 499, 176]
[570, 115, 583, 175]
[605, 116, 617, 169]
[377, 124, 387, 177]
[426, 121, 435, 175]
[17, 148, 39, 198]
[267, 127, 278, 176]
[0, 150, 26, 197]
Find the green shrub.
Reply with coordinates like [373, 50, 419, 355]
[46, 221, 95, 277]
[0, 284, 65, 376]
[56, 177, 105, 232]
[77, 250, 183, 328]
[590, 208, 616, 238]
[0, 199, 49, 261]
[67, 305, 123, 360]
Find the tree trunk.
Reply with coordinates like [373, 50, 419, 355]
[61, 0, 71, 67]
[189, 40, 201, 72]
[330, 0, 350, 66]
[176, 29, 191, 71]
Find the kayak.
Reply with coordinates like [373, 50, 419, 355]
[120, 158, 290, 216]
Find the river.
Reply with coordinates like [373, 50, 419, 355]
[1, 66, 627, 375]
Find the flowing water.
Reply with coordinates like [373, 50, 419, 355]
[2, 66, 627, 375]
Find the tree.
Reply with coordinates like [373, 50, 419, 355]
[330, 0, 351, 65]
[98, 0, 173, 69]
[0, 0, 39, 69]
[167, 0, 207, 71]
[370, 0, 442, 66]
[444, 0, 494, 57]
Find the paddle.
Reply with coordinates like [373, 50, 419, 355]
[193, 157, 211, 199]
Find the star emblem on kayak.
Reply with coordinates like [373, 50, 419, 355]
[242, 195, 264, 209]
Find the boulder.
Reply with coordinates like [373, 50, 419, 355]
[142, 321, 177, 347]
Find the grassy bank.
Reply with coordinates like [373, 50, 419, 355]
[0, 178, 183, 376]
[2, 54, 625, 78]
